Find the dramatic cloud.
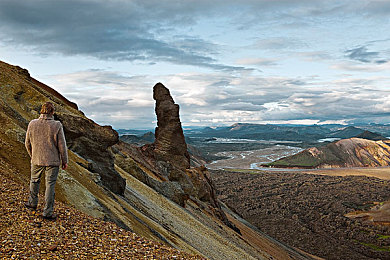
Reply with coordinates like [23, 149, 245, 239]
[0, 1, 387, 68]
[0, 0, 248, 71]
[1, 0, 389, 127]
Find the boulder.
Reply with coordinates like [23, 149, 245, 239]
[57, 113, 126, 195]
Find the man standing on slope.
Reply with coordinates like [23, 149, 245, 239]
[24, 102, 68, 220]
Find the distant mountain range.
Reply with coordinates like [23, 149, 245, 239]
[183, 123, 390, 143]
[120, 123, 390, 143]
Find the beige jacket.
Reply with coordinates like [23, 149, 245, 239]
[25, 114, 68, 167]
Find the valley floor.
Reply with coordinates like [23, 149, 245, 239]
[211, 169, 390, 260]
[207, 145, 303, 170]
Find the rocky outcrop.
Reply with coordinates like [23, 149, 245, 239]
[266, 138, 390, 168]
[56, 113, 125, 194]
[153, 83, 190, 170]
[0, 60, 125, 195]
[116, 83, 238, 232]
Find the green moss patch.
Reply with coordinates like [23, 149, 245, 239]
[377, 234, 390, 240]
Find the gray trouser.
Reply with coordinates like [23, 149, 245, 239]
[27, 165, 59, 217]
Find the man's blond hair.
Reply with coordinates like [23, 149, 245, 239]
[40, 102, 55, 115]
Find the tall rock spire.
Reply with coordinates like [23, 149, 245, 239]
[153, 83, 190, 170]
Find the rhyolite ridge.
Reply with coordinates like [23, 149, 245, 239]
[266, 138, 390, 168]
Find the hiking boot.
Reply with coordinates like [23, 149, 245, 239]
[24, 202, 37, 210]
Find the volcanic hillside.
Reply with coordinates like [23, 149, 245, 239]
[0, 61, 312, 259]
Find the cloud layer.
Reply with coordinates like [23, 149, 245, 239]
[48, 70, 390, 128]
[0, 0, 248, 71]
[0, 0, 389, 128]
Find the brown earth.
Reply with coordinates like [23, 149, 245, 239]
[211, 169, 390, 259]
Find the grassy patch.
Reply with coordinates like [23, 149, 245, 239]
[267, 150, 321, 168]
[359, 241, 390, 252]
[377, 234, 390, 240]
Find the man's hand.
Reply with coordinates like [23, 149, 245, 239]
[62, 163, 68, 170]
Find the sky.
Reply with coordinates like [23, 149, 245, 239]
[0, 0, 389, 129]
